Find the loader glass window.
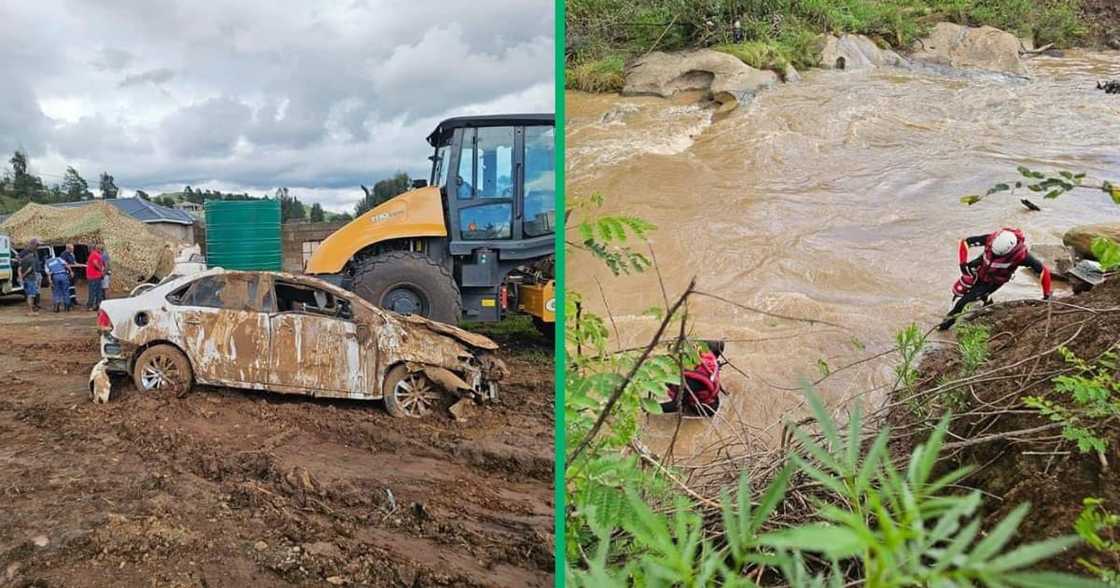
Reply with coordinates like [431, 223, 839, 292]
[460, 204, 512, 240]
[476, 127, 514, 198]
[523, 125, 555, 237]
[457, 130, 475, 199]
[432, 144, 450, 188]
[455, 127, 514, 199]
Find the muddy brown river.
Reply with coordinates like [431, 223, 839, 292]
[567, 51, 1120, 460]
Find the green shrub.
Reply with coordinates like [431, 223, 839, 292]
[568, 55, 627, 93]
[1025, 347, 1120, 455]
[956, 321, 991, 374]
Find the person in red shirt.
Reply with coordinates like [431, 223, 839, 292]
[85, 244, 106, 311]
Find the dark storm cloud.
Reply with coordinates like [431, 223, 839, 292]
[0, 0, 553, 211]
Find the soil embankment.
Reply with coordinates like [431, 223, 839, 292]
[893, 279, 1120, 573]
[0, 295, 554, 587]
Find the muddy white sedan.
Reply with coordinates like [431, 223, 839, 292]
[93, 269, 507, 417]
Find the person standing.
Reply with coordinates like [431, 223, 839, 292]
[60, 243, 81, 308]
[85, 244, 106, 311]
[46, 254, 73, 312]
[18, 239, 41, 316]
[100, 246, 111, 296]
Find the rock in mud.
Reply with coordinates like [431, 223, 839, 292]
[1064, 223, 1120, 259]
[31, 535, 48, 548]
[302, 541, 342, 560]
[622, 49, 778, 109]
[254, 540, 269, 552]
[911, 23, 1029, 76]
[448, 397, 477, 422]
[782, 63, 801, 83]
[819, 34, 904, 70]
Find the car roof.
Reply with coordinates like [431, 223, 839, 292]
[167, 269, 498, 349]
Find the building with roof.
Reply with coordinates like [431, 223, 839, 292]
[53, 197, 197, 243]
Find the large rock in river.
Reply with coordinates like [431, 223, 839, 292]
[623, 49, 778, 108]
[910, 23, 1028, 76]
[819, 34, 904, 70]
[1064, 223, 1120, 259]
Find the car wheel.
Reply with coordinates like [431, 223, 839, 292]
[132, 344, 193, 396]
[383, 365, 442, 418]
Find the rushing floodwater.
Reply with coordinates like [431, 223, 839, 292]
[567, 51, 1120, 460]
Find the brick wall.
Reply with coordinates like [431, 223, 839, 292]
[281, 221, 348, 273]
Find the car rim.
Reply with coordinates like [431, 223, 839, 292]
[394, 374, 439, 417]
[140, 353, 181, 391]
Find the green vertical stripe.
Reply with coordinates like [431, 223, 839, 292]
[553, 0, 567, 584]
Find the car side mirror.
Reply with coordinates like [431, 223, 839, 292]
[411, 179, 428, 189]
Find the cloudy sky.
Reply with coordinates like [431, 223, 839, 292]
[0, 0, 554, 212]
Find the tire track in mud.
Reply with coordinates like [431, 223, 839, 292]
[0, 301, 554, 587]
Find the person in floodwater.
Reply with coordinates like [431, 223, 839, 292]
[660, 340, 726, 417]
[939, 227, 1052, 331]
[1068, 259, 1106, 294]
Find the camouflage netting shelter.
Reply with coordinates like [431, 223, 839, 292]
[1, 202, 180, 293]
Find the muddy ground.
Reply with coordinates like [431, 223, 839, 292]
[0, 291, 554, 587]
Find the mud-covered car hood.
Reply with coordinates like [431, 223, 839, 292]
[396, 313, 499, 351]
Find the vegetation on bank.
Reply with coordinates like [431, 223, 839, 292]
[566, 0, 1089, 92]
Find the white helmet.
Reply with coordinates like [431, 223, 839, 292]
[991, 230, 1018, 256]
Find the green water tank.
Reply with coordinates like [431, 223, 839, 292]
[204, 200, 282, 271]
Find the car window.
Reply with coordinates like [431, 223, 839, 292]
[274, 281, 351, 319]
[170, 274, 268, 312]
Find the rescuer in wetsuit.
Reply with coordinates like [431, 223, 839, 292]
[939, 228, 1052, 331]
[660, 340, 726, 416]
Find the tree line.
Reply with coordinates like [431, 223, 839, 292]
[1, 149, 415, 224]
[0, 150, 119, 204]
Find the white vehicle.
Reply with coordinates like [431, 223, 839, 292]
[0, 237, 59, 294]
[94, 268, 507, 417]
[0, 235, 22, 295]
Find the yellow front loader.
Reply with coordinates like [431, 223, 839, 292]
[305, 114, 555, 334]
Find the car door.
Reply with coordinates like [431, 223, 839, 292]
[171, 273, 271, 386]
[268, 280, 363, 396]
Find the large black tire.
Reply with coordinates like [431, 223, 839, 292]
[351, 251, 461, 324]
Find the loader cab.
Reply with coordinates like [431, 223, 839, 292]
[426, 115, 555, 259]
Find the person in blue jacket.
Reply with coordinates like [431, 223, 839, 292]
[45, 254, 74, 312]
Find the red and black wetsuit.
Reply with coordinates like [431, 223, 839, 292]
[940, 229, 1051, 329]
[660, 351, 722, 416]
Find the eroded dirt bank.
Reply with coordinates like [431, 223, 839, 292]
[891, 279, 1120, 573]
[0, 299, 554, 587]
